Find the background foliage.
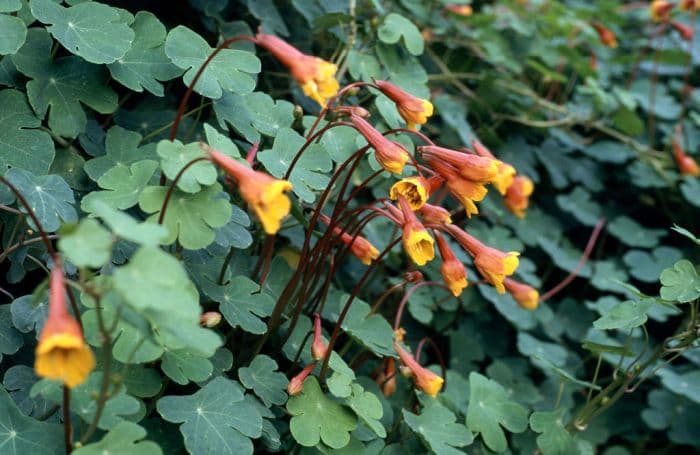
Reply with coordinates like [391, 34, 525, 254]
[1, 0, 699, 454]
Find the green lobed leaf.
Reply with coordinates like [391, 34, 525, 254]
[530, 409, 576, 455]
[157, 377, 262, 455]
[0, 387, 63, 454]
[138, 183, 231, 250]
[346, 383, 386, 438]
[208, 276, 275, 335]
[657, 369, 700, 405]
[92, 203, 169, 247]
[287, 376, 357, 449]
[58, 218, 113, 268]
[12, 28, 119, 138]
[403, 400, 473, 455]
[623, 247, 683, 283]
[30, 0, 134, 64]
[156, 139, 216, 193]
[112, 246, 221, 355]
[660, 260, 700, 303]
[161, 348, 214, 385]
[607, 216, 665, 249]
[466, 372, 529, 453]
[238, 354, 288, 406]
[5, 167, 77, 231]
[81, 160, 159, 212]
[83, 126, 157, 181]
[107, 11, 182, 96]
[73, 422, 162, 455]
[214, 91, 295, 143]
[0, 14, 27, 55]
[377, 13, 424, 55]
[258, 127, 333, 203]
[0, 88, 54, 175]
[164, 25, 260, 99]
[0, 305, 22, 362]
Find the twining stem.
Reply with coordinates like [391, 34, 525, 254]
[393, 281, 449, 331]
[169, 36, 256, 141]
[319, 237, 402, 380]
[539, 218, 606, 302]
[157, 157, 210, 225]
[305, 81, 375, 139]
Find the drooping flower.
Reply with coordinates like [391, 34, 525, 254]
[420, 145, 499, 183]
[287, 363, 317, 396]
[426, 159, 487, 217]
[504, 278, 539, 310]
[256, 33, 339, 107]
[650, 0, 674, 22]
[471, 139, 516, 194]
[351, 114, 410, 174]
[320, 215, 380, 265]
[671, 20, 694, 40]
[435, 233, 468, 297]
[390, 176, 430, 210]
[673, 139, 700, 176]
[404, 270, 424, 283]
[592, 22, 618, 48]
[374, 79, 434, 130]
[399, 196, 435, 266]
[394, 342, 444, 397]
[35, 261, 95, 388]
[311, 313, 327, 361]
[205, 146, 293, 234]
[445, 224, 519, 294]
[504, 175, 535, 219]
[418, 203, 452, 224]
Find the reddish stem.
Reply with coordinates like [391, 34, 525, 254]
[157, 157, 210, 225]
[170, 36, 257, 142]
[539, 218, 606, 302]
[305, 81, 377, 139]
[414, 336, 448, 386]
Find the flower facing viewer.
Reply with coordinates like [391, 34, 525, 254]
[35, 262, 95, 388]
[390, 176, 430, 210]
[399, 196, 435, 266]
[205, 146, 293, 234]
[256, 33, 339, 107]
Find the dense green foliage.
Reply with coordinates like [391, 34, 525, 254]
[1, 0, 699, 454]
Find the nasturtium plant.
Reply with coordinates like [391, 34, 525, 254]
[1, 0, 699, 454]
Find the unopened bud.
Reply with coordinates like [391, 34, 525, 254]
[200, 311, 222, 328]
[287, 363, 316, 396]
[404, 271, 423, 283]
[333, 105, 370, 118]
[311, 313, 328, 361]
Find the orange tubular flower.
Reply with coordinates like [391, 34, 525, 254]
[321, 215, 380, 265]
[671, 20, 694, 40]
[504, 278, 539, 310]
[504, 175, 535, 219]
[471, 140, 516, 194]
[351, 114, 410, 174]
[374, 79, 434, 130]
[435, 233, 468, 297]
[427, 159, 487, 217]
[311, 313, 327, 361]
[399, 196, 435, 266]
[673, 139, 700, 176]
[287, 363, 317, 396]
[205, 147, 292, 234]
[650, 0, 674, 22]
[35, 262, 95, 388]
[418, 203, 452, 224]
[680, 0, 699, 11]
[420, 145, 499, 183]
[256, 33, 339, 107]
[445, 224, 519, 294]
[390, 176, 430, 210]
[592, 22, 618, 48]
[394, 343, 444, 397]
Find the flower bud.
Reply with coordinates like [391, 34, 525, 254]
[200, 311, 222, 328]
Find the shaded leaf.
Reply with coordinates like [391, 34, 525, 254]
[238, 354, 288, 406]
[404, 400, 473, 455]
